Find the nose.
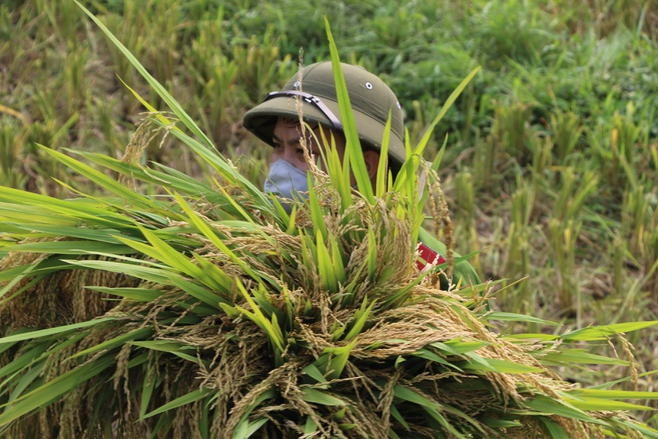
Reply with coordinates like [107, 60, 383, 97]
[282, 143, 298, 163]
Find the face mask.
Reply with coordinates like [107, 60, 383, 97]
[264, 159, 309, 211]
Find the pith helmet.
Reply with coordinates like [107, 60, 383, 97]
[243, 62, 405, 171]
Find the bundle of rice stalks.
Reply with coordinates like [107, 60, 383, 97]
[1, 6, 658, 438]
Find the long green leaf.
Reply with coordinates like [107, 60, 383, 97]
[75, 1, 213, 151]
[142, 388, 213, 419]
[131, 341, 200, 364]
[524, 395, 601, 424]
[302, 388, 346, 406]
[70, 327, 153, 359]
[539, 349, 628, 366]
[0, 318, 114, 344]
[561, 321, 658, 341]
[569, 388, 658, 400]
[0, 355, 115, 426]
[39, 145, 159, 209]
[538, 417, 571, 439]
[2, 240, 134, 255]
[325, 17, 373, 203]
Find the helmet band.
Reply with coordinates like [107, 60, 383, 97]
[263, 90, 343, 131]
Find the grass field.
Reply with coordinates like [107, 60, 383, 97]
[1, 0, 658, 426]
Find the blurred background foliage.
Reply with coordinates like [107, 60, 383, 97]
[1, 0, 657, 409]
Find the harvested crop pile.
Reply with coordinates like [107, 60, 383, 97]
[1, 8, 657, 438]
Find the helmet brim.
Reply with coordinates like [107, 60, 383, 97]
[243, 94, 405, 171]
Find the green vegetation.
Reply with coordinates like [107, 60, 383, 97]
[1, 0, 658, 436]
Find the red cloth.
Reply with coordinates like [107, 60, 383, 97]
[416, 242, 447, 271]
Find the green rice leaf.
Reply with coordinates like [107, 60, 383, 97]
[65, 259, 179, 285]
[234, 279, 285, 357]
[538, 417, 571, 439]
[612, 418, 658, 438]
[329, 234, 346, 288]
[70, 327, 153, 359]
[302, 364, 329, 384]
[6, 360, 45, 404]
[430, 137, 448, 174]
[484, 312, 558, 326]
[394, 385, 439, 409]
[86, 286, 162, 302]
[413, 66, 481, 158]
[504, 333, 561, 341]
[524, 395, 600, 423]
[460, 354, 545, 374]
[302, 388, 346, 406]
[480, 417, 522, 428]
[139, 371, 159, 420]
[2, 240, 134, 255]
[231, 389, 276, 439]
[3, 221, 126, 244]
[561, 321, 658, 341]
[75, 152, 212, 199]
[0, 260, 41, 303]
[343, 297, 376, 341]
[376, 112, 393, 198]
[316, 229, 338, 294]
[131, 341, 200, 364]
[0, 354, 116, 426]
[539, 349, 628, 366]
[315, 337, 358, 380]
[390, 404, 410, 430]
[117, 226, 233, 297]
[318, 128, 352, 211]
[0, 332, 87, 386]
[0, 186, 134, 228]
[412, 349, 463, 371]
[244, 418, 269, 438]
[568, 388, 658, 400]
[219, 303, 241, 319]
[423, 406, 469, 439]
[39, 145, 160, 209]
[142, 388, 213, 419]
[174, 193, 266, 284]
[0, 318, 114, 344]
[325, 17, 373, 203]
[75, 1, 214, 151]
[563, 395, 654, 411]
[431, 340, 489, 356]
[303, 416, 318, 434]
[232, 417, 269, 439]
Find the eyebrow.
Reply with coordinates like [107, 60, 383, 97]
[272, 133, 302, 145]
[272, 127, 320, 146]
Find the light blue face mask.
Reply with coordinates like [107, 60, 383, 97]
[264, 159, 309, 211]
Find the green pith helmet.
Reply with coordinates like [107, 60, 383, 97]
[243, 61, 406, 172]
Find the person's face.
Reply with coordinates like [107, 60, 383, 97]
[270, 116, 346, 172]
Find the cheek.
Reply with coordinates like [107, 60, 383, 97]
[294, 160, 310, 173]
[270, 148, 283, 164]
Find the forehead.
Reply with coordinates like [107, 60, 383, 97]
[278, 116, 300, 128]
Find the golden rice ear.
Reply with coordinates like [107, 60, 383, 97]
[0, 251, 138, 331]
